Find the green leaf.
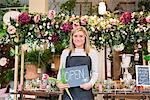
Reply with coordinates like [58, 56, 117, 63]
[0, 30, 6, 38]
[10, 47, 15, 56]
[60, 65, 73, 100]
[61, 64, 66, 83]
[144, 55, 150, 61]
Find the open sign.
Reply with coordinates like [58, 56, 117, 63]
[64, 65, 90, 87]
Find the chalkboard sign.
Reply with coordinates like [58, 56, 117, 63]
[136, 65, 150, 86]
[64, 65, 90, 87]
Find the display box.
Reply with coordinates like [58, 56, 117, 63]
[29, 0, 48, 14]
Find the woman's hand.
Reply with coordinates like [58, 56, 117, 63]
[56, 82, 69, 93]
[80, 82, 92, 90]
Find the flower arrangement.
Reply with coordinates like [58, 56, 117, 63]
[0, 44, 14, 88]
[0, 10, 149, 53]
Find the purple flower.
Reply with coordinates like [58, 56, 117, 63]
[60, 22, 73, 32]
[19, 12, 30, 25]
[49, 33, 59, 43]
[120, 12, 132, 24]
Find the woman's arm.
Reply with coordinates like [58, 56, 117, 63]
[57, 49, 69, 80]
[80, 48, 99, 90]
[89, 48, 99, 86]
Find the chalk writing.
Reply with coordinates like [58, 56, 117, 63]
[136, 65, 150, 86]
[64, 65, 89, 87]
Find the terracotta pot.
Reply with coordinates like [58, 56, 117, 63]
[26, 63, 39, 80]
[54, 55, 60, 70]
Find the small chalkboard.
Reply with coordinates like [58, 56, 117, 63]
[136, 65, 150, 86]
[64, 65, 90, 87]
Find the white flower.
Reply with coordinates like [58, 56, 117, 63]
[91, 27, 95, 32]
[0, 57, 7, 66]
[140, 11, 143, 15]
[39, 25, 42, 29]
[43, 23, 46, 26]
[113, 43, 124, 51]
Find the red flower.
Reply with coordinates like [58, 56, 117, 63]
[19, 12, 30, 25]
[120, 12, 132, 24]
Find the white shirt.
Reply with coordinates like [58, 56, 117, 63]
[57, 48, 99, 86]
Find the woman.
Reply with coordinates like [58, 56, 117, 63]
[57, 26, 99, 100]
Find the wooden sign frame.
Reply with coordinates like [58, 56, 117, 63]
[136, 65, 150, 86]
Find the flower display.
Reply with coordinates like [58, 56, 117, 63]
[0, 10, 149, 53]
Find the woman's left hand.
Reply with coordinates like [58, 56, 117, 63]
[80, 82, 92, 90]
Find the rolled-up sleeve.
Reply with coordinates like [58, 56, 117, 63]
[57, 49, 69, 81]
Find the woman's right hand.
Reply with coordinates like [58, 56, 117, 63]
[56, 82, 69, 93]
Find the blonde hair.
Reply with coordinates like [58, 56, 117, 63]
[69, 26, 91, 53]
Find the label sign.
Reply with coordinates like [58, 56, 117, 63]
[64, 65, 89, 87]
[136, 65, 150, 86]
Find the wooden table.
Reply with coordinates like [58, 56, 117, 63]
[20, 90, 62, 100]
[94, 92, 150, 100]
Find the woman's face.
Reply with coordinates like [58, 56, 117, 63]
[72, 31, 86, 48]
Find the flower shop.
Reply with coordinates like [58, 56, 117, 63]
[0, 0, 150, 100]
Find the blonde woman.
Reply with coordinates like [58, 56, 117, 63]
[57, 26, 99, 100]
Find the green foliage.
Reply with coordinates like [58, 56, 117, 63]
[1, 0, 21, 7]
[138, 1, 150, 11]
[60, 0, 76, 15]
[25, 49, 52, 68]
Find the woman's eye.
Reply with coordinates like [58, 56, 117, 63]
[80, 35, 84, 38]
[73, 35, 77, 37]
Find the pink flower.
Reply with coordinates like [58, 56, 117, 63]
[48, 10, 56, 19]
[146, 16, 150, 23]
[19, 12, 30, 25]
[73, 22, 80, 29]
[0, 57, 7, 66]
[61, 22, 73, 32]
[0, 87, 7, 94]
[7, 25, 16, 34]
[120, 12, 132, 24]
[42, 74, 49, 80]
[109, 18, 119, 25]
[18, 84, 22, 91]
[80, 17, 88, 25]
[34, 14, 41, 23]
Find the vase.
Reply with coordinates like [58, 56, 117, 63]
[120, 54, 133, 84]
